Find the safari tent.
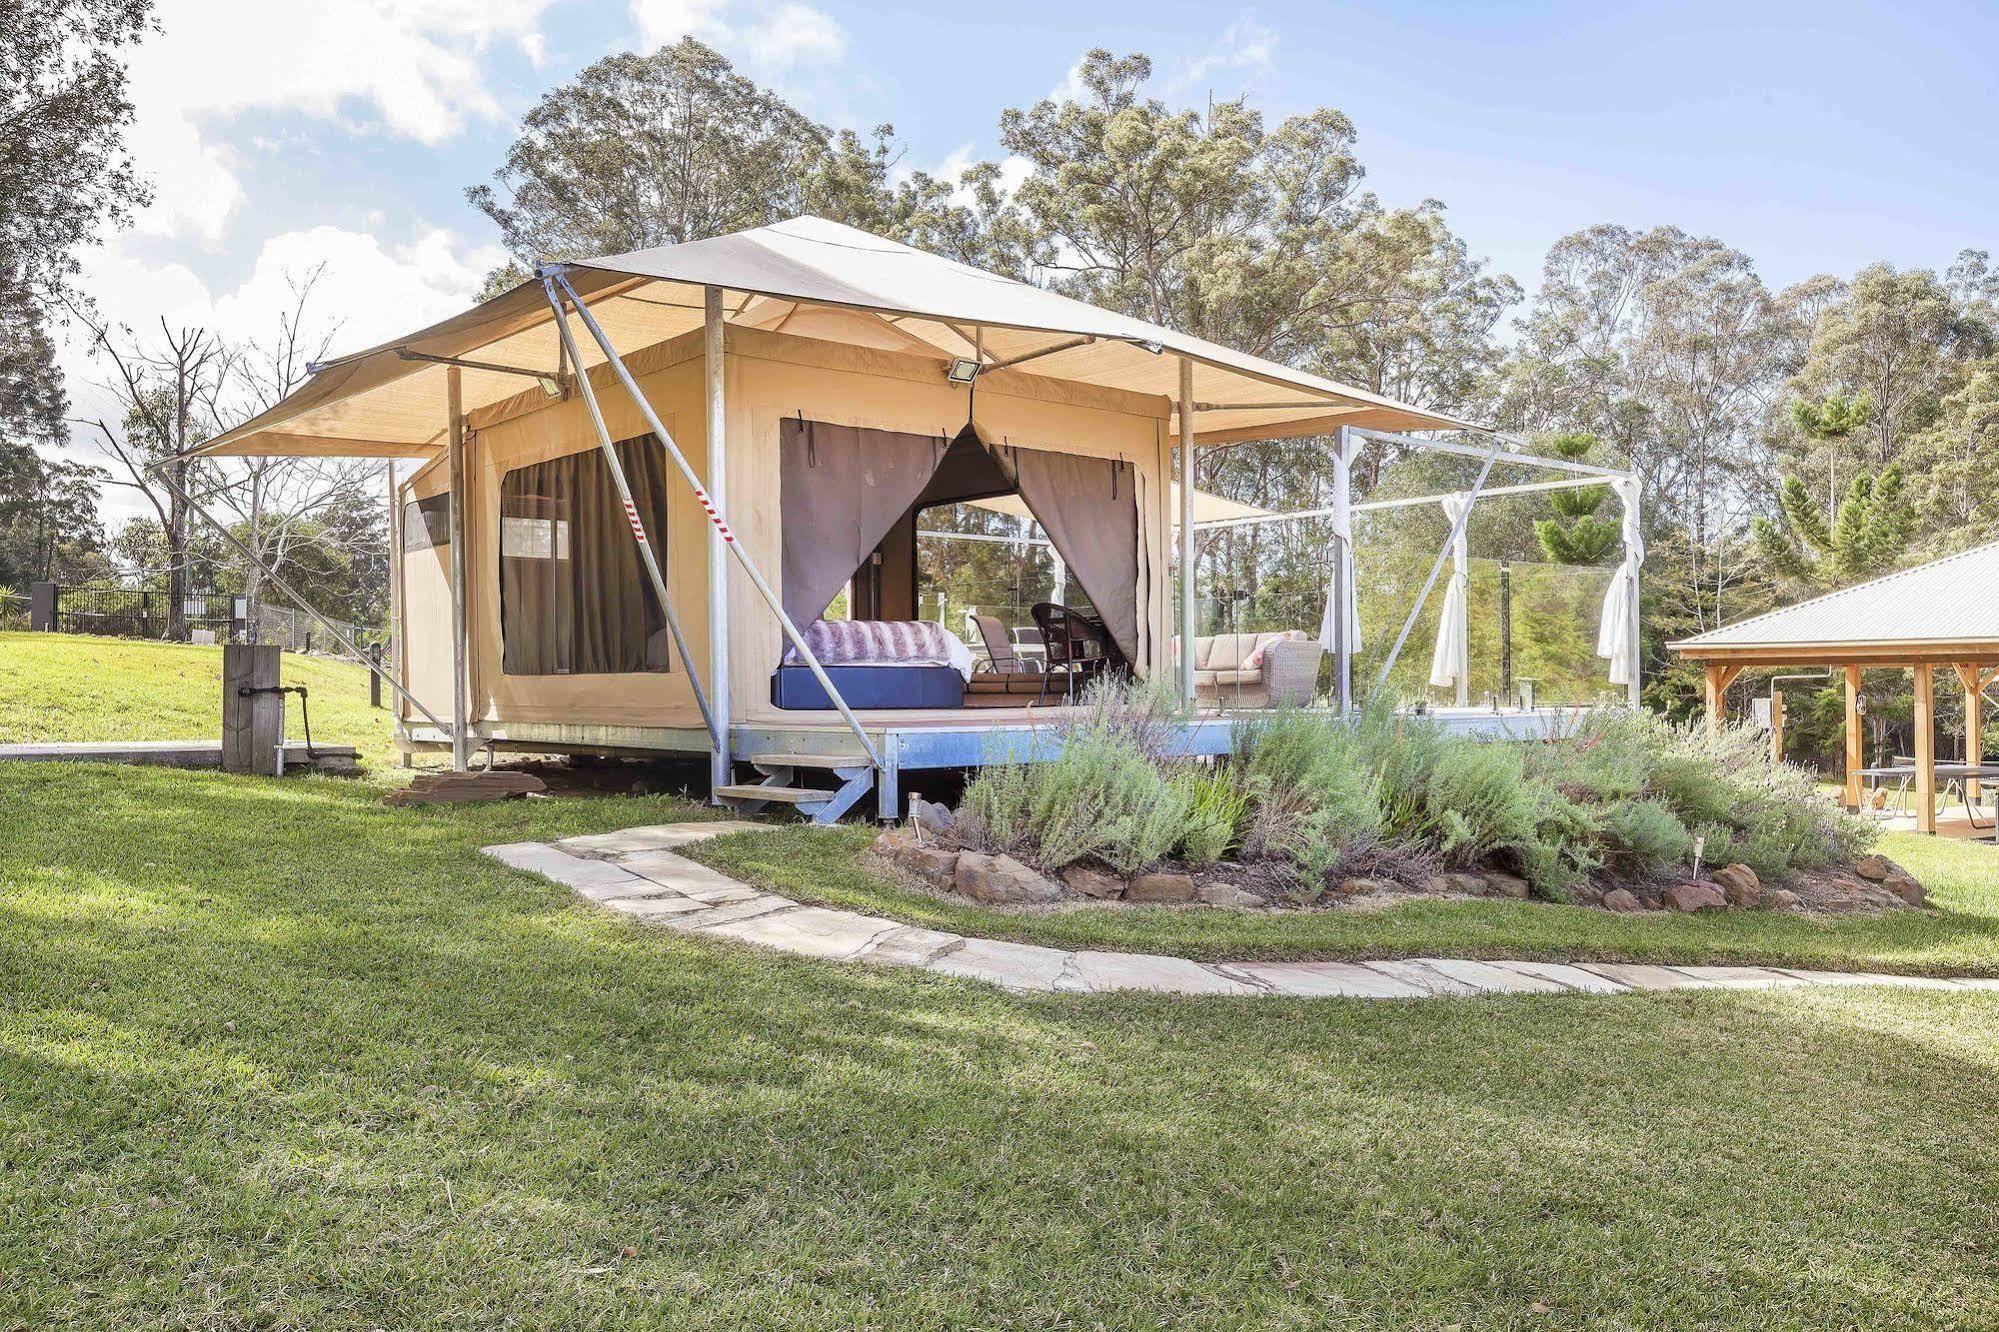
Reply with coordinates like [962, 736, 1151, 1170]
[193, 215, 1618, 819]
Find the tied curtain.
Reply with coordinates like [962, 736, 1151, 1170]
[1006, 446, 1140, 665]
[499, 436, 674, 675]
[1595, 476, 1644, 686]
[780, 419, 952, 627]
[1428, 492, 1472, 692]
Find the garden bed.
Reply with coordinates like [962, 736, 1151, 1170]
[896, 683, 1903, 920]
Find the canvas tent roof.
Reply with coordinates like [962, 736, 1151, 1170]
[194, 216, 1479, 460]
[1671, 541, 1999, 658]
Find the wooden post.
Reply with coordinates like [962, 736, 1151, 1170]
[222, 643, 283, 775]
[1843, 665, 1864, 812]
[1769, 688, 1785, 765]
[446, 366, 470, 772]
[1954, 664, 1985, 803]
[1913, 664, 1936, 835]
[704, 286, 731, 801]
[1702, 663, 1740, 735]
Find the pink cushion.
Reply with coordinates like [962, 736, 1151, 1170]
[1240, 630, 1305, 672]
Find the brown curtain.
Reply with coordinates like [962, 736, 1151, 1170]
[779, 418, 950, 626]
[1008, 447, 1139, 664]
[499, 436, 674, 675]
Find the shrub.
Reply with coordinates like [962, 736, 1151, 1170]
[957, 679, 1189, 874]
[1232, 709, 1382, 882]
[1600, 798, 1694, 870]
[953, 681, 1870, 905]
[1178, 766, 1249, 867]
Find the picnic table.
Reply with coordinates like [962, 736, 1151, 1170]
[1855, 762, 1999, 834]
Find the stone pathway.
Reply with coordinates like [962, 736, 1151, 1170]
[483, 823, 1999, 1000]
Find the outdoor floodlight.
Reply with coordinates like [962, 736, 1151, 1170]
[536, 375, 563, 397]
[1135, 339, 1164, 355]
[947, 358, 981, 384]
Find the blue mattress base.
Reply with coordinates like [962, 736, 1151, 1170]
[770, 664, 966, 710]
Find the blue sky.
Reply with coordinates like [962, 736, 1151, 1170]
[63, 0, 1999, 512]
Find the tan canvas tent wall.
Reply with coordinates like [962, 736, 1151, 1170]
[396, 319, 1171, 737]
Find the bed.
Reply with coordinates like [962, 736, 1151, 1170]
[772, 620, 975, 710]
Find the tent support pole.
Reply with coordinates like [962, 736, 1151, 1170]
[446, 367, 470, 771]
[540, 281, 720, 752]
[1369, 438, 1500, 704]
[1178, 357, 1196, 708]
[704, 286, 732, 801]
[387, 460, 406, 760]
[1451, 501, 1470, 708]
[545, 269, 883, 771]
[1333, 425, 1353, 716]
[141, 459, 455, 737]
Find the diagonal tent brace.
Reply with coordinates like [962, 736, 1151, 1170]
[143, 458, 457, 741]
[541, 278, 720, 754]
[542, 267, 885, 772]
[1369, 437, 1502, 705]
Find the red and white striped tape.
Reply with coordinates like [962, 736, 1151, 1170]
[692, 486, 736, 543]
[621, 497, 648, 544]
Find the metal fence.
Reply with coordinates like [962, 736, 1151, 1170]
[14, 581, 376, 655]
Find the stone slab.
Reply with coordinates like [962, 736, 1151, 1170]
[926, 938, 1073, 991]
[858, 926, 966, 968]
[1773, 969, 1962, 990]
[661, 894, 797, 931]
[1412, 958, 1573, 995]
[1065, 951, 1258, 995]
[1360, 959, 1482, 996]
[1230, 961, 1430, 999]
[702, 905, 899, 960]
[485, 843, 647, 895]
[1572, 963, 1714, 992]
[558, 821, 763, 856]
[616, 850, 763, 902]
[1671, 966, 1807, 990]
[600, 895, 713, 919]
[1484, 960, 1629, 995]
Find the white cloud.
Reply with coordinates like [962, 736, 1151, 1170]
[126, 0, 559, 242]
[631, 0, 847, 74]
[1171, 18, 1277, 93]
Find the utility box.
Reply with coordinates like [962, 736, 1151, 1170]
[222, 643, 284, 775]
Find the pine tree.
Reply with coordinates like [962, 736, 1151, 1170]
[1533, 433, 1618, 564]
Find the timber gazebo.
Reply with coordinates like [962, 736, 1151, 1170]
[1671, 541, 1999, 834]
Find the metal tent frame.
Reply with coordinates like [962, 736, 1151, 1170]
[1186, 425, 1644, 712]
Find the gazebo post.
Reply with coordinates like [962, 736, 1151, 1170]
[1913, 664, 1937, 834]
[1843, 665, 1864, 812]
[1954, 664, 1984, 803]
[1702, 662, 1741, 735]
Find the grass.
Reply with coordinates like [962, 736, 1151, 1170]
[688, 823, 1999, 975]
[0, 630, 395, 762]
[4, 759, 1999, 1329]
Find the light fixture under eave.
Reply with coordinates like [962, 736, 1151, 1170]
[536, 375, 563, 397]
[1134, 339, 1164, 355]
[947, 358, 981, 385]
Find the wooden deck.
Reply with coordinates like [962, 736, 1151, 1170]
[411, 704, 1599, 819]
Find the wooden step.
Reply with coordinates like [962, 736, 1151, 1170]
[714, 783, 830, 805]
[748, 752, 873, 770]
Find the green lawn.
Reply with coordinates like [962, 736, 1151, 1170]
[688, 824, 1999, 976]
[0, 630, 396, 762]
[4, 759, 1999, 1329]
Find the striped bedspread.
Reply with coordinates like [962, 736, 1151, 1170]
[785, 620, 977, 681]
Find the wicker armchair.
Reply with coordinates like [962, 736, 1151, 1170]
[1181, 630, 1323, 708]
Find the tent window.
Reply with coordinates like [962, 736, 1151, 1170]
[499, 437, 673, 676]
[401, 495, 451, 552]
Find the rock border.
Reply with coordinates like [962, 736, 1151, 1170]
[482, 822, 1998, 1000]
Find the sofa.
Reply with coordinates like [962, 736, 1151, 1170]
[1180, 630, 1323, 708]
